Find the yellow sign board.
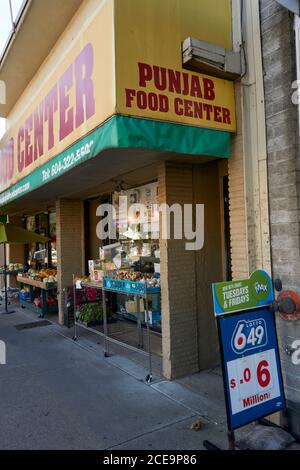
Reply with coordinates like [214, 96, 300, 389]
[0, 0, 236, 198]
[0, 0, 115, 193]
[115, 0, 236, 132]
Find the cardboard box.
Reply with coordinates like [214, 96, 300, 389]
[125, 299, 145, 314]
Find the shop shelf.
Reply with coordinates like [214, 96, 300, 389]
[103, 277, 160, 295]
[103, 278, 125, 292]
[0, 269, 24, 275]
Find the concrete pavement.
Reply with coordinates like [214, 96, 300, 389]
[0, 305, 298, 450]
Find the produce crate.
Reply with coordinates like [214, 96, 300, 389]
[19, 291, 30, 301]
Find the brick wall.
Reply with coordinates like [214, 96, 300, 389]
[56, 199, 85, 324]
[158, 163, 199, 379]
[260, 0, 300, 435]
[158, 161, 224, 379]
[228, 82, 249, 279]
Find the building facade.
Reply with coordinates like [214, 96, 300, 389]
[0, 0, 284, 429]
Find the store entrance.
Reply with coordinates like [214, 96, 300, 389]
[73, 159, 230, 379]
[78, 182, 163, 370]
[194, 160, 231, 371]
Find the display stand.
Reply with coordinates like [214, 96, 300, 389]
[72, 275, 161, 383]
[17, 275, 58, 317]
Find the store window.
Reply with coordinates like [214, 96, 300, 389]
[89, 182, 162, 333]
[80, 181, 162, 355]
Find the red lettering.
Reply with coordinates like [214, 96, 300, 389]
[75, 43, 95, 128]
[184, 99, 193, 117]
[159, 95, 169, 112]
[17, 127, 25, 173]
[182, 73, 189, 96]
[214, 106, 222, 123]
[223, 108, 231, 124]
[125, 89, 136, 108]
[203, 78, 215, 100]
[25, 115, 33, 167]
[203, 103, 213, 120]
[33, 103, 44, 161]
[168, 69, 181, 94]
[44, 85, 58, 151]
[190, 76, 202, 98]
[148, 92, 158, 111]
[174, 97, 183, 116]
[136, 90, 147, 109]
[138, 62, 152, 87]
[59, 64, 74, 141]
[193, 102, 203, 119]
[153, 66, 167, 91]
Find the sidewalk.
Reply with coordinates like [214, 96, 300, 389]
[0, 305, 298, 450]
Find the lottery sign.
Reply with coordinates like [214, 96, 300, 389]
[212, 270, 274, 316]
[217, 308, 285, 430]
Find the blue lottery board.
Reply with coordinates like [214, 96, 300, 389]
[217, 307, 285, 430]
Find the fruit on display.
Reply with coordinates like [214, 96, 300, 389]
[77, 303, 103, 324]
[22, 268, 57, 283]
[114, 270, 152, 281]
[112, 270, 160, 288]
[1, 263, 24, 272]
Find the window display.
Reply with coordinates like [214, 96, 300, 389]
[72, 181, 162, 363]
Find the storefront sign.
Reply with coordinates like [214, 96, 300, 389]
[0, 0, 235, 204]
[0, 0, 115, 193]
[212, 270, 274, 316]
[115, 0, 236, 132]
[217, 308, 285, 430]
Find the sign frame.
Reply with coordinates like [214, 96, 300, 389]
[217, 307, 286, 431]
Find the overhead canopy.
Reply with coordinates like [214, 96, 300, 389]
[0, 222, 50, 244]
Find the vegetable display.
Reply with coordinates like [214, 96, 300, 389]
[77, 303, 103, 324]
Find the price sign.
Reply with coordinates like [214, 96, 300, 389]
[218, 308, 285, 430]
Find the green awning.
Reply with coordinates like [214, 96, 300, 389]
[0, 115, 231, 208]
